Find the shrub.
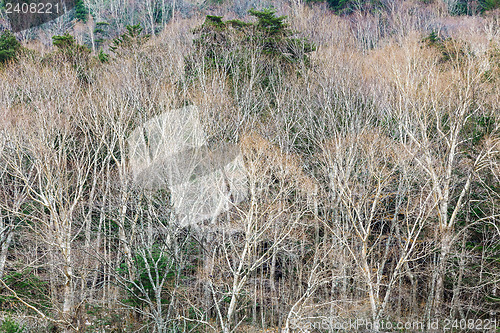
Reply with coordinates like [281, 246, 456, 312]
[422, 31, 469, 64]
[324, 0, 352, 12]
[481, 0, 500, 11]
[109, 24, 150, 55]
[0, 270, 51, 314]
[52, 33, 91, 64]
[93, 21, 110, 49]
[97, 49, 109, 63]
[0, 30, 21, 64]
[118, 247, 175, 309]
[0, 317, 23, 333]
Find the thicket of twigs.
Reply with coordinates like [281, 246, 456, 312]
[0, 1, 499, 332]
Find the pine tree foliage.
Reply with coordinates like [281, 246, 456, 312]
[74, 0, 89, 23]
[110, 24, 150, 54]
[187, 8, 316, 87]
[52, 33, 91, 63]
[0, 30, 20, 64]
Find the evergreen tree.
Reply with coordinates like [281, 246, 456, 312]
[94, 21, 110, 50]
[110, 24, 150, 54]
[326, 0, 351, 11]
[52, 33, 78, 49]
[0, 30, 21, 64]
[188, 8, 316, 76]
[75, 0, 89, 23]
[481, 0, 500, 11]
[51, 33, 92, 81]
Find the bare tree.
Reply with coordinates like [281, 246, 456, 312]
[387, 35, 500, 319]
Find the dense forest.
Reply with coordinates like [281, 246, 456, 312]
[0, 0, 499, 332]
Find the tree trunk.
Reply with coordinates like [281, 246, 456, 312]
[433, 229, 453, 318]
[0, 231, 12, 279]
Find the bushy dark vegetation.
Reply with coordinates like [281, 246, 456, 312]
[109, 23, 150, 54]
[74, 0, 89, 23]
[0, 30, 20, 64]
[51, 33, 91, 63]
[0, 317, 23, 333]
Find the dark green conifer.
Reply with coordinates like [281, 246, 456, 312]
[0, 30, 21, 64]
[75, 0, 89, 23]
